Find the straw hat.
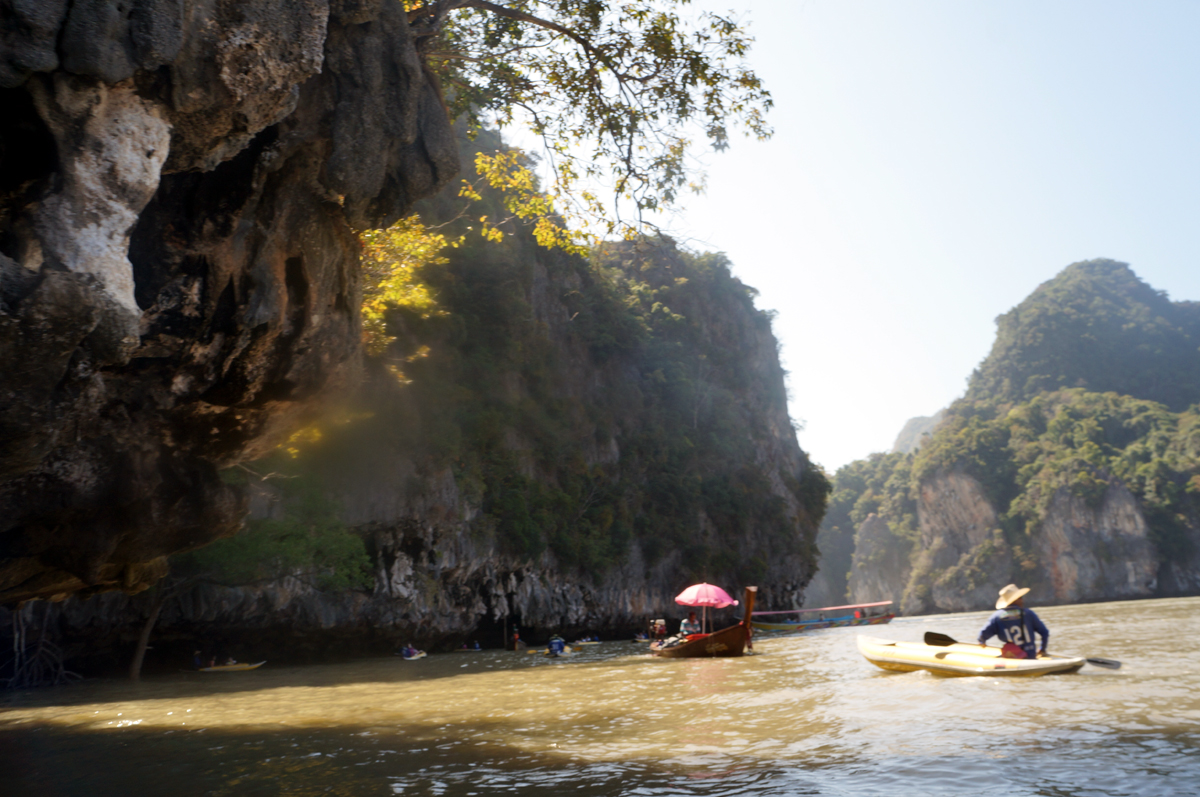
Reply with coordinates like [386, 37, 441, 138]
[996, 584, 1030, 609]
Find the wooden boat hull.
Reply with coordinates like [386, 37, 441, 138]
[199, 661, 266, 672]
[857, 636, 1085, 677]
[753, 612, 895, 633]
[651, 586, 757, 658]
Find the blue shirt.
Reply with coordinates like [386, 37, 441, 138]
[978, 607, 1049, 658]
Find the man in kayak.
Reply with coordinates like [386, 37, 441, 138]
[978, 584, 1049, 659]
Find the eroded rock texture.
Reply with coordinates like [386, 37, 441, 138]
[906, 470, 1010, 614]
[0, 0, 457, 603]
[1035, 482, 1159, 603]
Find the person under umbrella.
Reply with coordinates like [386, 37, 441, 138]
[674, 582, 740, 634]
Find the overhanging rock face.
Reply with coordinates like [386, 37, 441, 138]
[0, 0, 458, 603]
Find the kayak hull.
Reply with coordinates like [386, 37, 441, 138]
[858, 636, 1085, 677]
[198, 661, 266, 672]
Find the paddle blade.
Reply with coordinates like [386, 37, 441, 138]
[924, 632, 959, 647]
[1086, 657, 1122, 670]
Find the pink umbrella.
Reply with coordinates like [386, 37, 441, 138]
[675, 583, 739, 608]
[674, 583, 739, 634]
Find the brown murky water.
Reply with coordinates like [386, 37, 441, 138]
[3, 597, 1198, 796]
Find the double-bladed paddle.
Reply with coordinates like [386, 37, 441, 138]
[923, 631, 1121, 670]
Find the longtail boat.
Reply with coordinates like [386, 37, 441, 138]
[750, 600, 895, 633]
[651, 586, 757, 658]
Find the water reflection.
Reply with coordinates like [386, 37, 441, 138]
[4, 597, 1200, 796]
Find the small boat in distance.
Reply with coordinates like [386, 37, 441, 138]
[525, 646, 581, 656]
[198, 661, 266, 672]
[651, 586, 757, 658]
[751, 600, 895, 633]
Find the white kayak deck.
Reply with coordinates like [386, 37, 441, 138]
[858, 636, 1085, 677]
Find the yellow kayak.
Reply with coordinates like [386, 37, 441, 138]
[858, 636, 1085, 677]
[198, 661, 266, 672]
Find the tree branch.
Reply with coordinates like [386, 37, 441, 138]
[458, 0, 602, 59]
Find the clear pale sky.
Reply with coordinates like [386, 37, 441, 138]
[660, 0, 1200, 472]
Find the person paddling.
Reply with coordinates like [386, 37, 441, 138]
[978, 584, 1049, 659]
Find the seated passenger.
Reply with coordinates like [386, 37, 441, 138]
[680, 611, 701, 635]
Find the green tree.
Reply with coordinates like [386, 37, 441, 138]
[409, 0, 773, 233]
[965, 259, 1200, 411]
[128, 463, 372, 680]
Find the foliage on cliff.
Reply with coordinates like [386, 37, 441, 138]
[281, 132, 824, 586]
[918, 260, 1200, 555]
[174, 464, 372, 591]
[965, 259, 1200, 410]
[817, 260, 1200, 605]
[355, 233, 821, 578]
[912, 391, 1200, 563]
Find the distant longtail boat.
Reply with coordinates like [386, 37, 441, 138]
[751, 600, 895, 633]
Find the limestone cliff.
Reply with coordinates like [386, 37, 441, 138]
[13, 231, 824, 664]
[846, 514, 910, 606]
[0, 0, 456, 603]
[1033, 482, 1159, 604]
[899, 470, 1169, 614]
[0, 5, 824, 664]
[905, 470, 1009, 614]
[817, 261, 1200, 615]
[891, 410, 944, 455]
[834, 461, 1195, 617]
